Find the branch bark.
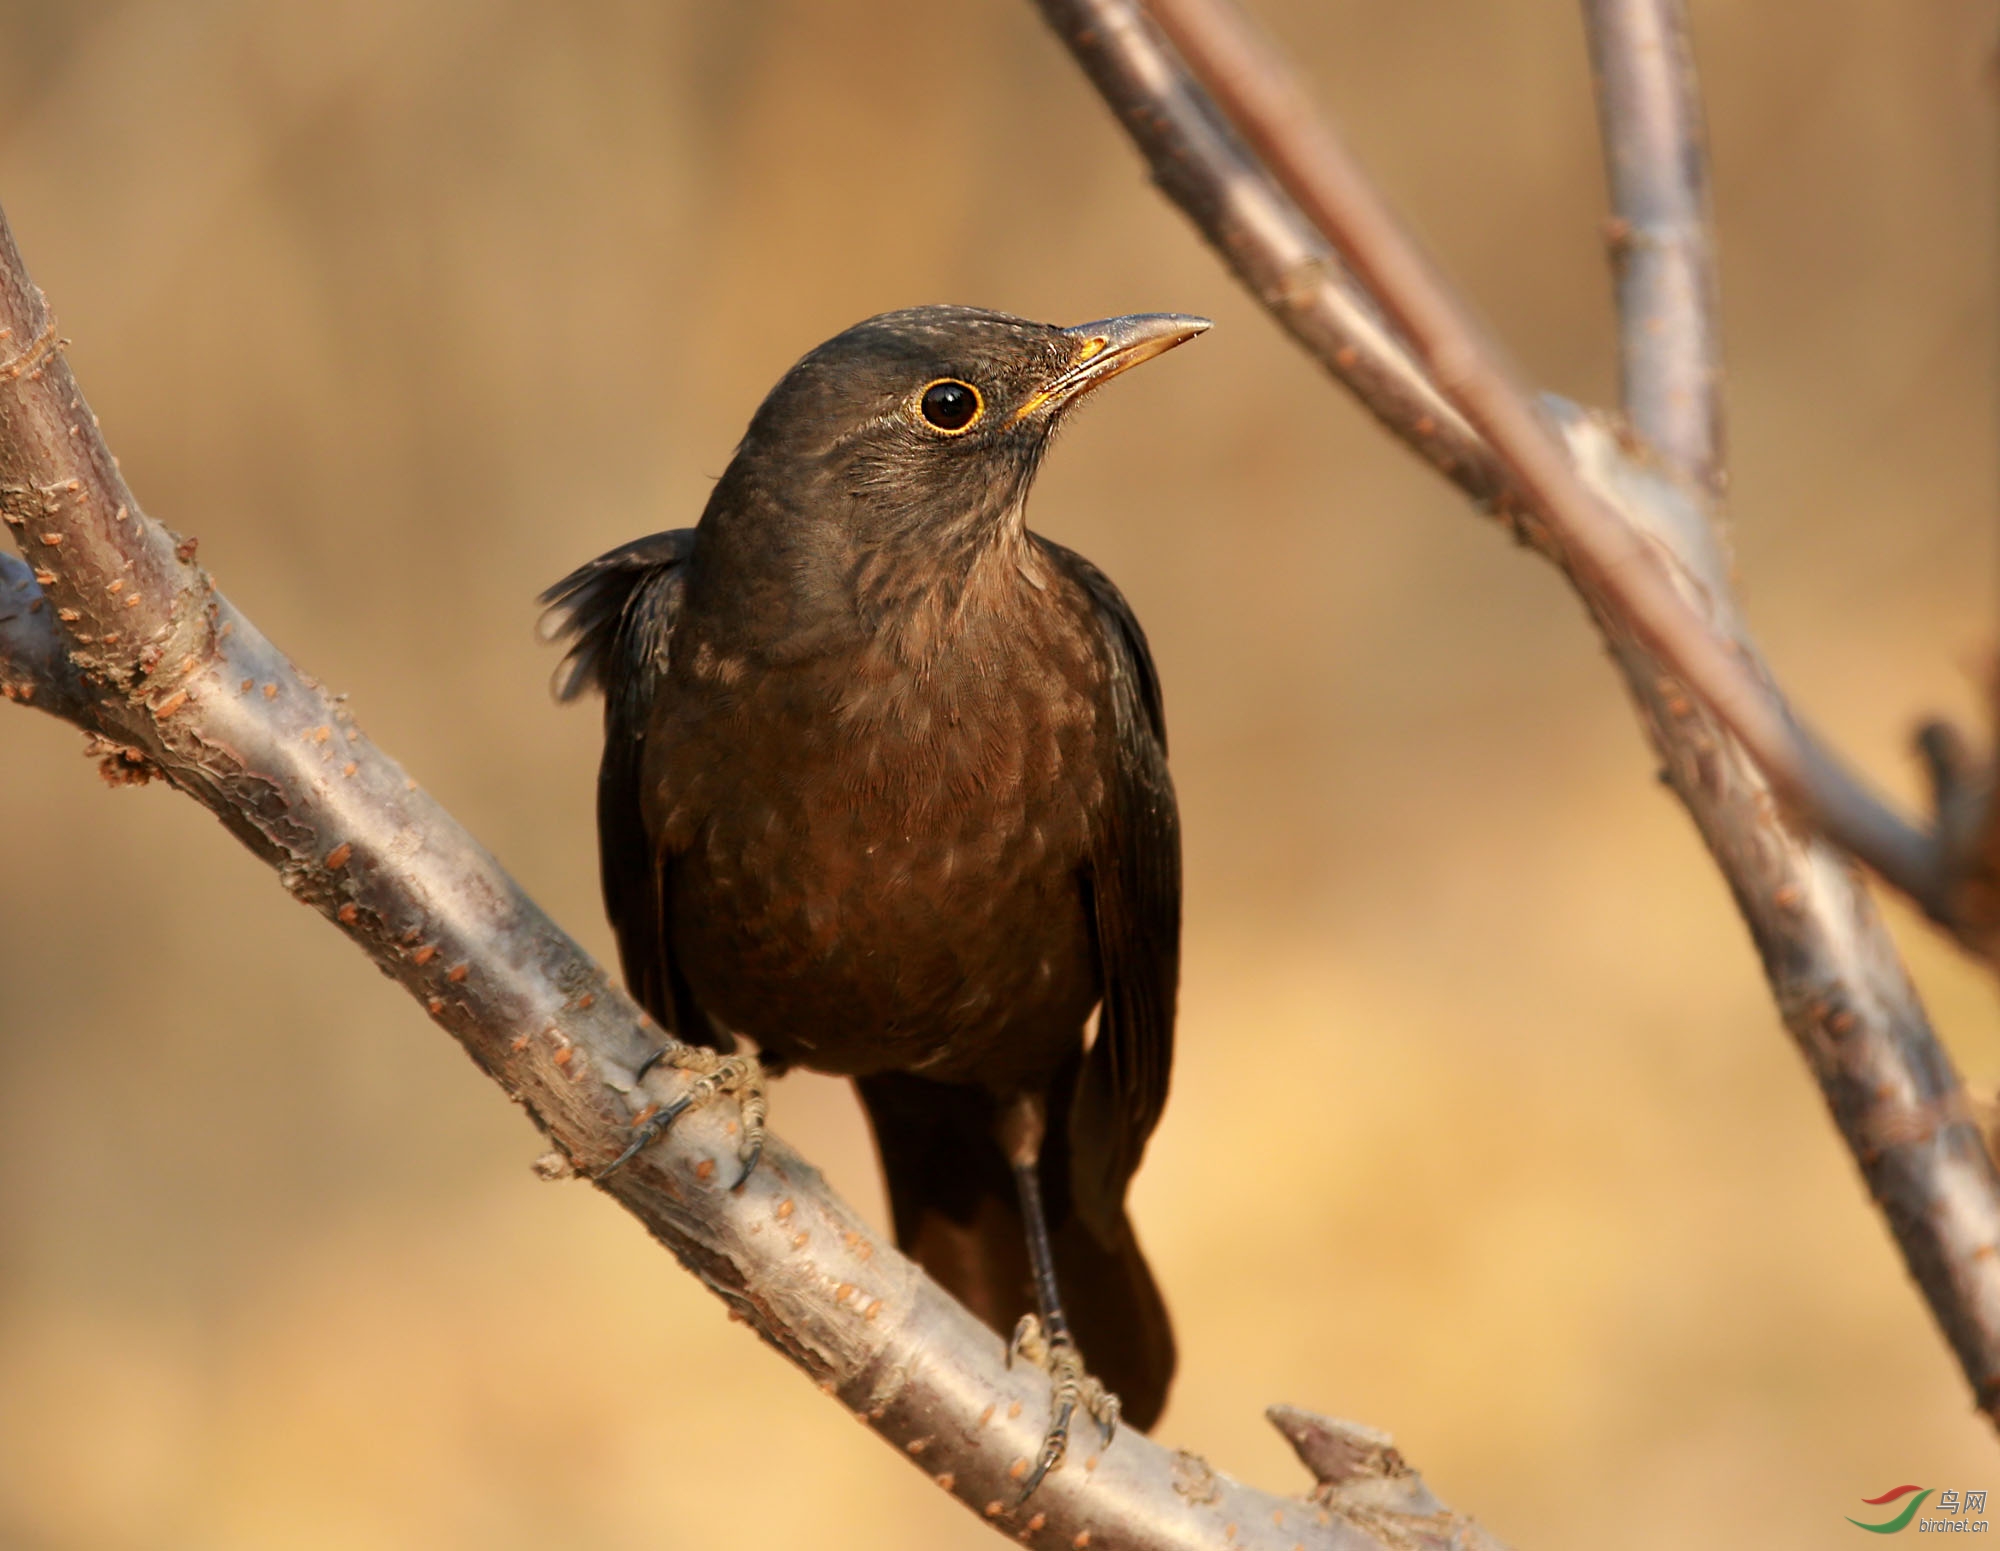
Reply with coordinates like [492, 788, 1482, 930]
[1034, 0, 2000, 1428]
[0, 209, 1509, 1550]
[1581, 0, 1725, 498]
[0, 548, 85, 718]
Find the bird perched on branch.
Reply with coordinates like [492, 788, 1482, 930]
[542, 305, 1201, 1487]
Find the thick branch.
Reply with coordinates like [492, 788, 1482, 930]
[0, 211, 1504, 1549]
[1035, 0, 2000, 1427]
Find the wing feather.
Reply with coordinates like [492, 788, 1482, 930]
[1033, 536, 1180, 1239]
[540, 530, 697, 1034]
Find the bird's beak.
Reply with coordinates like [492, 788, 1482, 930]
[1016, 313, 1211, 420]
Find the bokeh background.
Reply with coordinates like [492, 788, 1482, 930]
[0, 3, 1993, 1547]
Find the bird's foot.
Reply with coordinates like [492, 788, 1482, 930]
[600, 1044, 767, 1187]
[1007, 1313, 1120, 1500]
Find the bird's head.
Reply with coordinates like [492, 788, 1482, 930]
[714, 305, 1209, 560]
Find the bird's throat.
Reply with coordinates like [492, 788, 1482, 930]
[855, 507, 1037, 666]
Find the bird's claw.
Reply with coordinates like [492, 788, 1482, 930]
[1006, 1311, 1040, 1371]
[730, 1135, 764, 1191]
[603, 1092, 694, 1174]
[600, 1045, 766, 1185]
[1008, 1314, 1119, 1501]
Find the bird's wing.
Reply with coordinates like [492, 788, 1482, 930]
[1033, 535, 1181, 1241]
[539, 530, 700, 1036]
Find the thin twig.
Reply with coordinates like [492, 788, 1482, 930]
[0, 207, 1509, 1550]
[1034, 0, 2000, 1426]
[1582, 0, 1725, 497]
[1917, 717, 2000, 959]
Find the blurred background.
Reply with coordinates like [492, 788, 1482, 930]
[0, 2, 1993, 1547]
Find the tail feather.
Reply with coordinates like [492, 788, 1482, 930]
[856, 1071, 1175, 1431]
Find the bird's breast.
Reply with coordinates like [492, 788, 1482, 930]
[651, 588, 1110, 1084]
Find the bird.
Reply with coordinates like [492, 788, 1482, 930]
[541, 305, 1202, 1488]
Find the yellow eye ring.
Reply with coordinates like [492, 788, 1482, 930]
[917, 378, 983, 435]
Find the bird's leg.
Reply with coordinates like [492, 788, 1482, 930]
[997, 1094, 1120, 1500]
[601, 1042, 767, 1187]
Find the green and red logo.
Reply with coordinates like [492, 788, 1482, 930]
[1848, 1486, 1931, 1534]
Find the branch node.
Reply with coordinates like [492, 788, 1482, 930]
[1169, 1448, 1222, 1504]
[0, 315, 62, 382]
[83, 731, 156, 786]
[1267, 1405, 1406, 1492]
[531, 1150, 576, 1182]
[1267, 1404, 1483, 1547]
[1914, 717, 2000, 943]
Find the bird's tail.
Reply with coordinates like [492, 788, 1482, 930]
[856, 1070, 1175, 1431]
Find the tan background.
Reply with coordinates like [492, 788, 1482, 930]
[0, 3, 1994, 1547]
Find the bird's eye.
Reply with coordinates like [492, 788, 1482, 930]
[918, 379, 983, 434]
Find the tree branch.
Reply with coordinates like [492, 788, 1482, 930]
[0, 549, 86, 719]
[0, 206, 1511, 1549]
[1581, 0, 1724, 498]
[1571, 13, 2000, 1425]
[1916, 715, 2000, 964]
[1126, 0, 1948, 916]
[1040, 0, 1503, 506]
[1034, 0, 2000, 1428]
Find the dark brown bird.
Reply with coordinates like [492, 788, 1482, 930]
[541, 306, 1201, 1483]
